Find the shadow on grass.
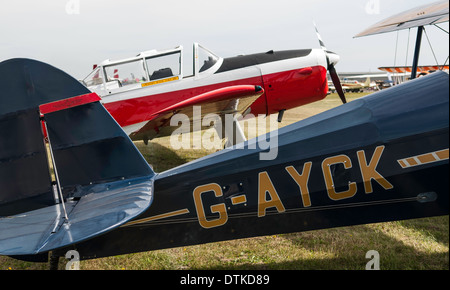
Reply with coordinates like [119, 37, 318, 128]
[192, 251, 448, 270]
[192, 216, 449, 270]
[398, 216, 449, 245]
[2, 217, 447, 270]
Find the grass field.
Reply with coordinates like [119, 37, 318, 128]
[1, 92, 448, 270]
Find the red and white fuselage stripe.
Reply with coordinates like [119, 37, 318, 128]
[101, 49, 329, 136]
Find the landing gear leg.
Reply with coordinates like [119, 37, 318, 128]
[49, 252, 60, 270]
[215, 115, 247, 148]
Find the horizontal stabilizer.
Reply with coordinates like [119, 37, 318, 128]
[0, 178, 152, 256]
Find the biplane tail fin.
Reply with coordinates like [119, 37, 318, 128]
[0, 59, 155, 256]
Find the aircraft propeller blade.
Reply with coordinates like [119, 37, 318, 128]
[328, 63, 347, 104]
[313, 22, 347, 104]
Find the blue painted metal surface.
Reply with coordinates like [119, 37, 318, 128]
[0, 177, 153, 255]
[0, 59, 155, 256]
[158, 70, 449, 179]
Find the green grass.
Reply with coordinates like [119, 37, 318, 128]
[1, 92, 448, 270]
[2, 217, 447, 270]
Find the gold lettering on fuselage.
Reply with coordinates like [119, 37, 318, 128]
[193, 183, 228, 229]
[258, 171, 286, 217]
[192, 146, 393, 229]
[322, 155, 357, 201]
[357, 146, 393, 193]
[285, 162, 312, 207]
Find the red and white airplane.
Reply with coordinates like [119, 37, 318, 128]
[82, 37, 346, 145]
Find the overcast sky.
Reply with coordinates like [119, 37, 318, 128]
[1, 0, 448, 79]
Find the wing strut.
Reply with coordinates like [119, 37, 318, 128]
[411, 26, 424, 79]
[215, 114, 247, 148]
[40, 116, 68, 221]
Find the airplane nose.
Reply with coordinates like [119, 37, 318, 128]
[326, 51, 340, 66]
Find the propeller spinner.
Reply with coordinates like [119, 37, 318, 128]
[314, 23, 347, 104]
